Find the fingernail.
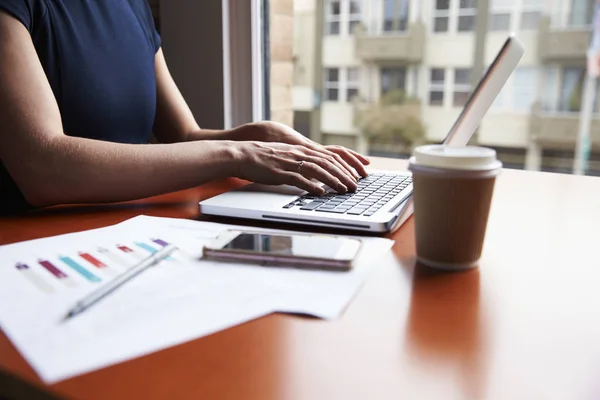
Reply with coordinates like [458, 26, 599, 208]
[338, 184, 347, 193]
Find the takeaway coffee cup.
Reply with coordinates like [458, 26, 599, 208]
[408, 145, 502, 270]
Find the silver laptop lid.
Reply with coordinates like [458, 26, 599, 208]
[443, 35, 525, 147]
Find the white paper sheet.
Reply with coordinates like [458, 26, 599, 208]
[0, 215, 393, 383]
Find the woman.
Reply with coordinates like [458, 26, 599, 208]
[0, 0, 369, 215]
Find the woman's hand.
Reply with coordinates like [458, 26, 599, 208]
[231, 141, 360, 195]
[232, 121, 371, 180]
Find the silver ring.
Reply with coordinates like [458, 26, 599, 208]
[297, 160, 305, 174]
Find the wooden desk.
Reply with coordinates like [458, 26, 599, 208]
[2, 158, 600, 400]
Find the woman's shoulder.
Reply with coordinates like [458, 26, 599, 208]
[0, 0, 47, 33]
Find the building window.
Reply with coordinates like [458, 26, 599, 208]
[348, 0, 362, 34]
[326, 0, 341, 35]
[324, 68, 340, 101]
[429, 68, 445, 106]
[513, 67, 537, 112]
[559, 67, 586, 112]
[381, 67, 407, 96]
[458, 0, 477, 32]
[453, 68, 472, 107]
[520, 11, 541, 29]
[324, 67, 359, 102]
[347, 67, 360, 101]
[433, 0, 450, 33]
[383, 0, 409, 32]
[520, 0, 542, 30]
[568, 0, 595, 27]
[490, 13, 511, 30]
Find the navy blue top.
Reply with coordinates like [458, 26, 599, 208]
[0, 0, 161, 214]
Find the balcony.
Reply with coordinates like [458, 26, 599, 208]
[538, 16, 592, 63]
[355, 22, 425, 63]
[529, 111, 600, 147]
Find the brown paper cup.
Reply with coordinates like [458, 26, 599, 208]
[410, 165, 498, 270]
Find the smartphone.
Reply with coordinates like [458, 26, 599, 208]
[202, 230, 362, 272]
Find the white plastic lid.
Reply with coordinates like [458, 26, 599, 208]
[409, 145, 502, 171]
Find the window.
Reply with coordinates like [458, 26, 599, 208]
[520, 11, 541, 30]
[324, 67, 359, 102]
[326, 0, 341, 35]
[324, 68, 340, 101]
[347, 67, 360, 101]
[383, 0, 409, 32]
[490, 13, 511, 30]
[453, 68, 472, 107]
[381, 67, 407, 95]
[490, 0, 515, 31]
[513, 67, 537, 112]
[569, 0, 595, 27]
[520, 0, 542, 30]
[559, 67, 588, 113]
[429, 68, 445, 106]
[458, 0, 477, 32]
[348, 0, 362, 34]
[433, 0, 450, 33]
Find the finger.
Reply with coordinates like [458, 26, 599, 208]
[290, 160, 348, 193]
[304, 147, 360, 182]
[343, 148, 371, 165]
[304, 156, 357, 192]
[300, 142, 358, 179]
[325, 146, 369, 177]
[281, 172, 326, 195]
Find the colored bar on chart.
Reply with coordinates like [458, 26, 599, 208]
[98, 247, 132, 268]
[136, 242, 175, 261]
[117, 244, 145, 260]
[16, 263, 54, 293]
[79, 252, 106, 269]
[39, 259, 78, 287]
[39, 259, 68, 279]
[59, 256, 101, 283]
[152, 238, 169, 247]
[136, 242, 158, 254]
[117, 245, 134, 254]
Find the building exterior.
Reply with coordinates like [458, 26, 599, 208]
[293, 0, 600, 173]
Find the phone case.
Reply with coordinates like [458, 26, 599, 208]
[202, 246, 354, 272]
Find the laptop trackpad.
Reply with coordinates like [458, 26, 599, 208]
[238, 183, 306, 196]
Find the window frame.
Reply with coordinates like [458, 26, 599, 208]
[325, 0, 342, 36]
[346, 67, 361, 102]
[324, 67, 341, 102]
[429, 67, 446, 106]
[432, 0, 451, 34]
[457, 0, 477, 33]
[380, 67, 407, 96]
[348, 0, 362, 35]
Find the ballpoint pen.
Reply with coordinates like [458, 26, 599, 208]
[62, 244, 178, 321]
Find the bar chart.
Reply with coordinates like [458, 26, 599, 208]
[14, 238, 173, 294]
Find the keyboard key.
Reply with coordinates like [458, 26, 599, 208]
[316, 208, 347, 213]
[300, 202, 326, 211]
[347, 209, 366, 215]
[318, 204, 336, 210]
[334, 206, 352, 212]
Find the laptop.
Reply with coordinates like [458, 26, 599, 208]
[200, 35, 525, 233]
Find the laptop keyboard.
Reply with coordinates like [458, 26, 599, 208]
[282, 173, 412, 217]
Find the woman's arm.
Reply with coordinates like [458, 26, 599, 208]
[0, 12, 358, 208]
[152, 49, 369, 178]
[0, 13, 240, 207]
